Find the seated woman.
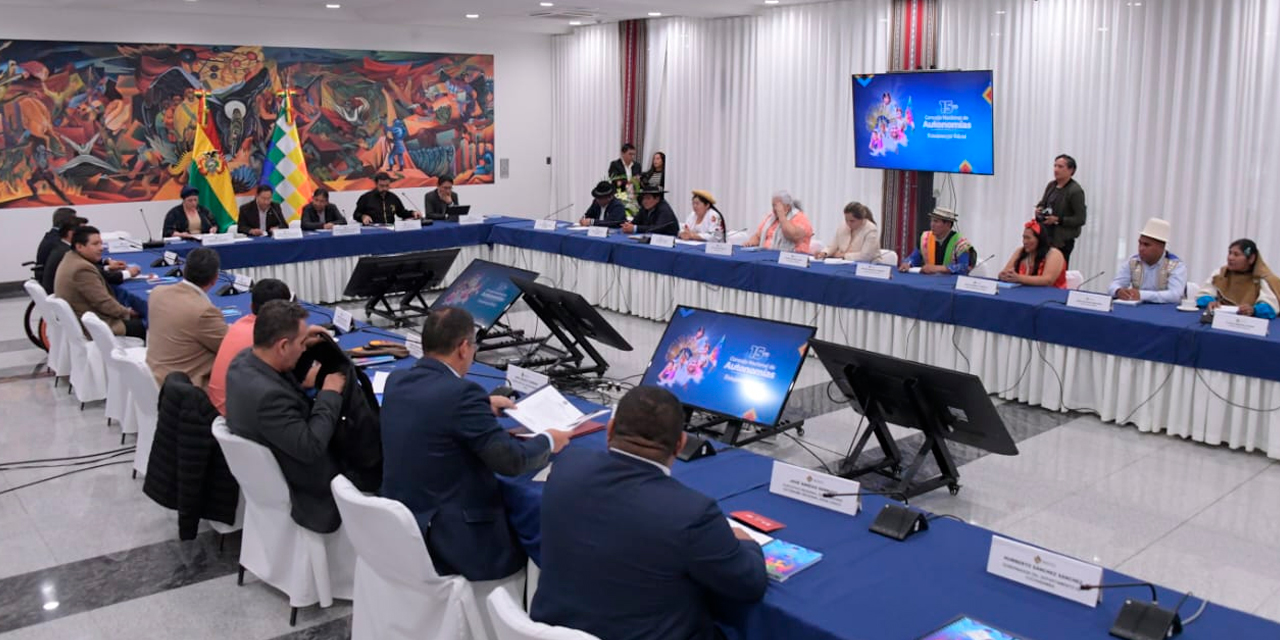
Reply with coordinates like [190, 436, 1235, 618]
[1195, 239, 1280, 319]
[640, 151, 665, 190]
[814, 201, 881, 262]
[743, 190, 813, 253]
[163, 186, 217, 238]
[998, 220, 1066, 288]
[678, 190, 726, 242]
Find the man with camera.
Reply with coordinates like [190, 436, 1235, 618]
[1034, 154, 1087, 264]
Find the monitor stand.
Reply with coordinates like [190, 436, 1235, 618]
[475, 321, 542, 352]
[365, 281, 432, 326]
[684, 408, 806, 447]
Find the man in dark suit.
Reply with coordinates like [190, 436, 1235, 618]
[622, 186, 680, 236]
[607, 142, 642, 190]
[225, 300, 347, 533]
[354, 172, 421, 225]
[380, 306, 572, 581]
[532, 386, 768, 640]
[237, 185, 287, 236]
[578, 181, 627, 228]
[40, 215, 86, 294]
[422, 175, 460, 220]
[34, 207, 78, 283]
[299, 188, 347, 231]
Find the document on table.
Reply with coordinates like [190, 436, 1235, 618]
[727, 518, 774, 545]
[505, 385, 609, 434]
[675, 239, 706, 246]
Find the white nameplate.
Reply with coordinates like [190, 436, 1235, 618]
[534, 219, 558, 231]
[778, 252, 809, 268]
[163, 250, 179, 265]
[405, 334, 423, 359]
[855, 263, 893, 280]
[986, 535, 1103, 608]
[233, 274, 253, 290]
[588, 226, 609, 238]
[272, 227, 304, 240]
[1212, 312, 1269, 337]
[458, 214, 486, 225]
[650, 234, 676, 248]
[506, 364, 550, 396]
[107, 239, 134, 254]
[332, 307, 354, 333]
[706, 242, 733, 256]
[332, 223, 361, 236]
[956, 276, 999, 296]
[394, 219, 422, 232]
[768, 461, 862, 517]
[202, 232, 235, 246]
[1066, 290, 1112, 313]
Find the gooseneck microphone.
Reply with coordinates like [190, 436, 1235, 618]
[970, 253, 997, 273]
[140, 208, 164, 249]
[1075, 270, 1107, 290]
[545, 202, 576, 221]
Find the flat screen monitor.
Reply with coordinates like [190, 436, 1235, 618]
[640, 306, 815, 427]
[432, 259, 537, 331]
[510, 277, 633, 352]
[916, 615, 1028, 640]
[342, 248, 460, 299]
[852, 70, 995, 175]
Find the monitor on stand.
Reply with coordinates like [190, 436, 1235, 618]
[343, 248, 461, 326]
[809, 339, 1018, 500]
[508, 276, 633, 378]
[430, 259, 539, 350]
[638, 306, 815, 446]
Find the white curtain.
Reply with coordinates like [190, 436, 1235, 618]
[938, 0, 1280, 286]
[551, 24, 621, 220]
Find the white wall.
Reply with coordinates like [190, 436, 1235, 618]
[1, 8, 553, 281]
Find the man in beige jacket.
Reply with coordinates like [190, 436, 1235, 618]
[54, 225, 144, 338]
[146, 248, 227, 388]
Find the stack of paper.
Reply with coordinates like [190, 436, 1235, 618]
[505, 385, 609, 434]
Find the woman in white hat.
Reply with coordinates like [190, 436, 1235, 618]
[679, 190, 725, 242]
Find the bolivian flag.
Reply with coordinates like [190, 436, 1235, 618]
[190, 91, 238, 232]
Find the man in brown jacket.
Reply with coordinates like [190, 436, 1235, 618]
[146, 248, 227, 388]
[53, 225, 144, 339]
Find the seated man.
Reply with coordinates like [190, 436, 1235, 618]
[744, 190, 814, 253]
[54, 225, 144, 339]
[621, 186, 679, 236]
[226, 300, 346, 533]
[237, 185, 287, 236]
[380, 306, 571, 581]
[34, 207, 78, 283]
[299, 188, 347, 231]
[146, 248, 227, 387]
[354, 172, 421, 225]
[207, 278, 292, 415]
[899, 207, 975, 275]
[1108, 218, 1187, 304]
[422, 175, 460, 219]
[40, 214, 88, 295]
[578, 181, 627, 228]
[532, 386, 768, 640]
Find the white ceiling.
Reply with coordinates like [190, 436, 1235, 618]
[0, 0, 797, 34]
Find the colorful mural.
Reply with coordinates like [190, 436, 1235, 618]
[0, 39, 495, 208]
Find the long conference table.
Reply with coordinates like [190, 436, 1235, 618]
[114, 216, 1280, 461]
[104, 251, 1280, 639]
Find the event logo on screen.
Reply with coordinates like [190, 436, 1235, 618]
[852, 71, 995, 175]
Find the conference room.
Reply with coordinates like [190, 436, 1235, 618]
[3, 0, 1280, 639]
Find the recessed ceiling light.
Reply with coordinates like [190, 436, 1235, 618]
[540, 1, 554, 5]
[995, 10, 1006, 14]
[764, 0, 779, 4]
[648, 12, 662, 16]
[465, 13, 480, 18]
[42, 602, 59, 611]
[326, 3, 340, 8]
[569, 20, 582, 25]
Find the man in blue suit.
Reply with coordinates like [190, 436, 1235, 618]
[532, 386, 768, 640]
[380, 306, 572, 581]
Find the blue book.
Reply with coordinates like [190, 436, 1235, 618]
[762, 539, 822, 582]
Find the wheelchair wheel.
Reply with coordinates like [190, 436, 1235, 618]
[24, 300, 48, 352]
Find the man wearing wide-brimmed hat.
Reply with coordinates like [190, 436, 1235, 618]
[621, 186, 679, 236]
[899, 207, 976, 275]
[579, 180, 628, 228]
[1108, 218, 1187, 304]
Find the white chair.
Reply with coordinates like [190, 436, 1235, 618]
[726, 229, 750, 246]
[25, 282, 70, 385]
[47, 297, 107, 408]
[331, 474, 517, 640]
[81, 312, 145, 428]
[874, 250, 899, 266]
[118, 356, 160, 471]
[486, 587, 601, 640]
[213, 418, 355, 626]
[1186, 281, 1201, 301]
[1065, 269, 1084, 290]
[808, 239, 825, 255]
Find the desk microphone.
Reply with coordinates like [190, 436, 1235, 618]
[970, 253, 997, 273]
[397, 191, 430, 224]
[545, 202, 575, 221]
[1079, 582, 1186, 640]
[1075, 270, 1107, 290]
[820, 488, 909, 502]
[139, 208, 164, 249]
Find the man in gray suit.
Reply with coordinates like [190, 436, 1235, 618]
[225, 300, 346, 533]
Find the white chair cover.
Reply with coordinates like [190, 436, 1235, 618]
[808, 239, 826, 255]
[23, 281, 70, 379]
[47, 297, 106, 404]
[81, 312, 144, 426]
[118, 356, 160, 473]
[726, 229, 750, 246]
[874, 250, 899, 267]
[486, 587, 601, 640]
[213, 418, 354, 610]
[1065, 269, 1084, 290]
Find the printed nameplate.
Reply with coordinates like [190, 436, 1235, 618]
[588, 226, 609, 238]
[273, 227, 304, 240]
[332, 307, 354, 333]
[987, 536, 1103, 608]
[534, 219, 558, 231]
[394, 219, 422, 232]
[202, 232, 235, 246]
[332, 224, 361, 236]
[405, 334, 423, 359]
[506, 365, 550, 395]
[458, 214, 486, 225]
[233, 274, 253, 290]
[778, 252, 810, 268]
[1212, 312, 1269, 337]
[706, 242, 733, 256]
[1067, 290, 1113, 313]
[650, 234, 676, 248]
[164, 250, 179, 265]
[855, 263, 893, 280]
[107, 240, 135, 254]
[768, 461, 861, 516]
[956, 276, 999, 296]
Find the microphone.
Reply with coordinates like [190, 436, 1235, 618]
[139, 208, 164, 249]
[970, 253, 997, 273]
[820, 488, 909, 502]
[398, 191, 427, 223]
[545, 202, 575, 221]
[1080, 581, 1160, 603]
[1079, 582, 1185, 639]
[1075, 270, 1107, 290]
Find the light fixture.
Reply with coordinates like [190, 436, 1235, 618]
[995, 10, 1006, 14]
[465, 13, 480, 18]
[325, 3, 340, 7]
[764, 0, 779, 4]
[42, 602, 59, 611]
[540, 1, 554, 5]
[569, 20, 582, 25]
[648, 11, 662, 16]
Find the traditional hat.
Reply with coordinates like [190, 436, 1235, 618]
[638, 185, 668, 197]
[691, 189, 717, 205]
[1140, 217, 1170, 244]
[591, 181, 614, 198]
[180, 186, 199, 199]
[929, 207, 958, 222]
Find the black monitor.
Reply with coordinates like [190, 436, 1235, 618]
[810, 339, 1017, 499]
[343, 248, 460, 325]
[509, 277, 632, 377]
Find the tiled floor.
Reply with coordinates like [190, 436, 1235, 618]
[0, 292, 1276, 639]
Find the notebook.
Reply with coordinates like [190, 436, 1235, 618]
[762, 540, 823, 582]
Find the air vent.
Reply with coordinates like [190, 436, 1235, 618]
[529, 9, 599, 19]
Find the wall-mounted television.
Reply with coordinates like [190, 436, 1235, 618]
[852, 70, 994, 175]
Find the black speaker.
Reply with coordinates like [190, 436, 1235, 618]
[1109, 599, 1182, 640]
[868, 503, 929, 541]
[676, 435, 716, 462]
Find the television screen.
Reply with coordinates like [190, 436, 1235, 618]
[916, 615, 1027, 640]
[639, 307, 815, 427]
[852, 70, 994, 175]
[433, 259, 537, 331]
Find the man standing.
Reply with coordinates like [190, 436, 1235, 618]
[299, 188, 347, 231]
[1034, 154, 1087, 263]
[1108, 218, 1187, 304]
[422, 175, 460, 219]
[207, 278, 292, 415]
[899, 207, 976, 275]
[237, 185, 287, 236]
[146, 248, 228, 388]
[380, 306, 571, 581]
[621, 186, 679, 236]
[54, 226, 145, 338]
[226, 300, 346, 533]
[354, 172, 421, 225]
[578, 181, 626, 228]
[607, 143, 642, 191]
[532, 386, 768, 640]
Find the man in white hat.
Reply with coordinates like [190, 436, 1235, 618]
[1107, 217, 1187, 304]
[898, 207, 976, 275]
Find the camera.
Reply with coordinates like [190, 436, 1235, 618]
[1035, 206, 1053, 223]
